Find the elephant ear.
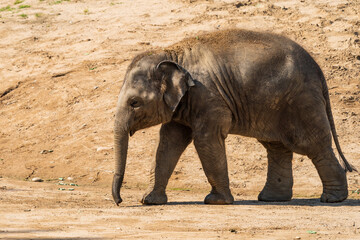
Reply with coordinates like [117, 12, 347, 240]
[156, 60, 195, 112]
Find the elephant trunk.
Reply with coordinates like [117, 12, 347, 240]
[112, 121, 129, 205]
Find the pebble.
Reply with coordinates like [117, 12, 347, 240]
[67, 177, 74, 181]
[96, 147, 112, 152]
[31, 177, 43, 182]
[40, 150, 53, 154]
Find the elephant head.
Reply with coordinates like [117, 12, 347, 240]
[112, 55, 195, 205]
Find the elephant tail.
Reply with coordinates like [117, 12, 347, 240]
[321, 72, 357, 173]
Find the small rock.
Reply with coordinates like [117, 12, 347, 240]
[96, 147, 113, 152]
[235, 2, 245, 8]
[40, 150, 53, 154]
[67, 177, 74, 181]
[31, 177, 43, 182]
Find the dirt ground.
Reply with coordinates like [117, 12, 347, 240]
[0, 0, 359, 239]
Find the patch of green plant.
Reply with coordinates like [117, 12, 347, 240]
[18, 4, 31, 9]
[89, 66, 97, 70]
[51, 0, 70, 3]
[0, 5, 14, 11]
[14, 0, 24, 5]
[48, 0, 70, 5]
[83, 8, 89, 14]
[19, 13, 27, 18]
[35, 12, 43, 18]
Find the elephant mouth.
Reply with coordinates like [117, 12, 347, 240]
[129, 130, 136, 136]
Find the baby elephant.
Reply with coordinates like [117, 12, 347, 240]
[112, 29, 355, 205]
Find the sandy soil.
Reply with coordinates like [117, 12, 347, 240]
[0, 0, 359, 239]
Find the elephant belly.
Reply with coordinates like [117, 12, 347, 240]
[229, 110, 283, 142]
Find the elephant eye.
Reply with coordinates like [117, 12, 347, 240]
[130, 99, 141, 108]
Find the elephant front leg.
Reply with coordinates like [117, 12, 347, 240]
[141, 122, 192, 205]
[194, 132, 234, 205]
[258, 141, 293, 202]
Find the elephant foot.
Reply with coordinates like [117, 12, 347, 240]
[320, 189, 348, 203]
[204, 192, 234, 205]
[141, 190, 167, 205]
[258, 186, 292, 202]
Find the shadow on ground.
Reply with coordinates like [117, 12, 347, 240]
[125, 198, 360, 207]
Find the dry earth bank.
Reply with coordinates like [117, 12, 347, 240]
[0, 0, 359, 239]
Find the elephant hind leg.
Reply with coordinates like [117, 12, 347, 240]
[258, 141, 293, 202]
[307, 146, 348, 203]
[282, 95, 348, 203]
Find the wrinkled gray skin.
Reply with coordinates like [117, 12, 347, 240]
[112, 29, 355, 205]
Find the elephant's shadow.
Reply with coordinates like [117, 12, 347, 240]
[165, 198, 360, 207]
